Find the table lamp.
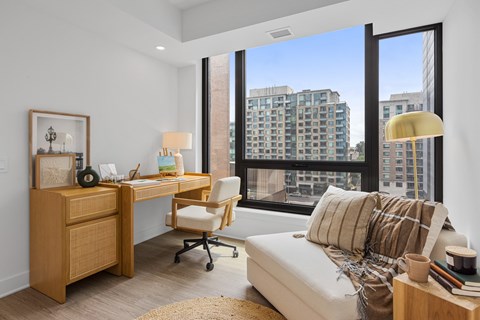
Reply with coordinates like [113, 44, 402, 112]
[162, 132, 192, 176]
[385, 111, 443, 199]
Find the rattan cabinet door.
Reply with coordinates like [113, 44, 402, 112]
[66, 215, 120, 284]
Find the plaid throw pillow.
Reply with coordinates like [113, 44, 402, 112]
[306, 186, 379, 255]
[366, 194, 448, 260]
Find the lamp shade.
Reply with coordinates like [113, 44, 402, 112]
[385, 111, 444, 142]
[55, 132, 73, 145]
[162, 132, 192, 150]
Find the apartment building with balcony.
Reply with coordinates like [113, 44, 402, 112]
[244, 86, 351, 200]
[379, 92, 431, 198]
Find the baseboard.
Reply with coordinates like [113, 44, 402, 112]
[0, 225, 170, 299]
[0, 271, 29, 299]
[134, 224, 172, 245]
[215, 207, 309, 240]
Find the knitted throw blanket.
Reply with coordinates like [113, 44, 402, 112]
[321, 198, 452, 320]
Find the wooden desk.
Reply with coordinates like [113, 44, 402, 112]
[394, 273, 480, 320]
[119, 173, 211, 277]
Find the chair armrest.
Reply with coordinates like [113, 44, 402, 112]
[220, 194, 243, 229]
[172, 197, 230, 208]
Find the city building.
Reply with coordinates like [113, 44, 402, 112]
[379, 92, 429, 198]
[423, 30, 436, 199]
[245, 86, 351, 203]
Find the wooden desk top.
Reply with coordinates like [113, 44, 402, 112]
[114, 173, 211, 202]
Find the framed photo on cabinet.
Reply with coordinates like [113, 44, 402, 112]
[29, 110, 90, 188]
[35, 154, 76, 189]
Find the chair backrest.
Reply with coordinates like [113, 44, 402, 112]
[206, 176, 241, 215]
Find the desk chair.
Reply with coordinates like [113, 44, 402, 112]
[166, 176, 242, 271]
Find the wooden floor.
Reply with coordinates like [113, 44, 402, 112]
[0, 231, 272, 320]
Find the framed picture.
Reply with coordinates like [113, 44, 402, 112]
[29, 110, 90, 188]
[157, 156, 176, 173]
[35, 154, 76, 189]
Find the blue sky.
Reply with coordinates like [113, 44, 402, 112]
[229, 25, 424, 145]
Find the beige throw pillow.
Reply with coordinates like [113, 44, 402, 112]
[306, 186, 378, 255]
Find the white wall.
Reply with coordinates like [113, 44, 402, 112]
[443, 0, 480, 253]
[0, 1, 179, 297]
[177, 64, 201, 173]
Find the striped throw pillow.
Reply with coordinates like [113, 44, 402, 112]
[306, 186, 379, 255]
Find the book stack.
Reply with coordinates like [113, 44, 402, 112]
[430, 260, 480, 297]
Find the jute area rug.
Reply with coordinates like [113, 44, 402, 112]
[136, 297, 286, 320]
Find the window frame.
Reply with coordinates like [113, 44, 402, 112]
[202, 23, 443, 215]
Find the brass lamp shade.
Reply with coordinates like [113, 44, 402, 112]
[385, 111, 444, 142]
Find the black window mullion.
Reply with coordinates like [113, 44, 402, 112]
[239, 159, 367, 171]
[364, 23, 379, 192]
[433, 23, 443, 202]
[201, 58, 210, 174]
[235, 51, 247, 200]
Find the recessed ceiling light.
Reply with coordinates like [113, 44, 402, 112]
[155, 45, 166, 51]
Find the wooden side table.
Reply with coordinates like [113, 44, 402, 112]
[394, 273, 480, 320]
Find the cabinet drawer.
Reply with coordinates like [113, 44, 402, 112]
[179, 177, 210, 192]
[66, 215, 119, 284]
[66, 191, 117, 224]
[134, 183, 178, 201]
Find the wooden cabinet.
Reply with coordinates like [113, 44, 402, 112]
[394, 273, 480, 320]
[30, 186, 121, 303]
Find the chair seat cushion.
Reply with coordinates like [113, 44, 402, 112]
[246, 231, 359, 320]
[166, 206, 223, 231]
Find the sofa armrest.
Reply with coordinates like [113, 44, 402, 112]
[430, 229, 468, 261]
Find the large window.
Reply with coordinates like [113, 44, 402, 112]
[203, 24, 443, 214]
[378, 25, 442, 201]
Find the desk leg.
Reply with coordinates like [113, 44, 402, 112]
[121, 186, 134, 277]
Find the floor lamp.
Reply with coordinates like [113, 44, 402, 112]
[385, 111, 444, 200]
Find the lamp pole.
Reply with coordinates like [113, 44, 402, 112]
[411, 137, 419, 200]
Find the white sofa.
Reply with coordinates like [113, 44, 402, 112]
[245, 229, 467, 320]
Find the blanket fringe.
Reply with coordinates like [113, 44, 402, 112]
[335, 248, 383, 320]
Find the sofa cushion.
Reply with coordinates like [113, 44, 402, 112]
[246, 231, 359, 320]
[166, 206, 223, 231]
[306, 186, 379, 255]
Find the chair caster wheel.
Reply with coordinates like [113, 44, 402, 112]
[233, 250, 239, 258]
[174, 256, 180, 263]
[206, 262, 214, 271]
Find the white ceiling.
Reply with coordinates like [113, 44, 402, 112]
[18, 0, 456, 67]
[167, 0, 214, 10]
